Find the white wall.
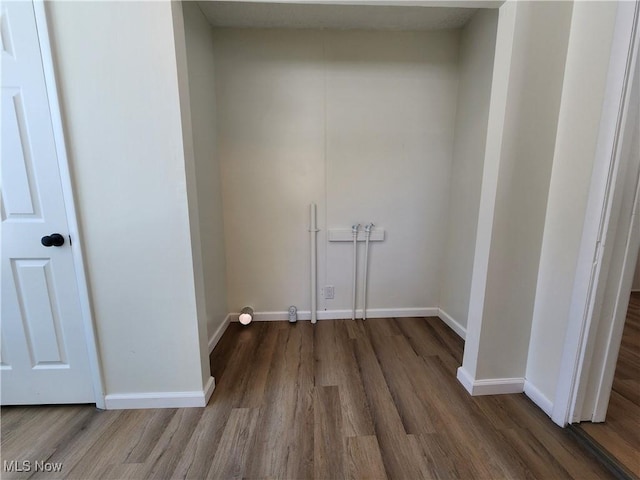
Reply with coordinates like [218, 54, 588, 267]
[182, 3, 229, 341]
[171, 2, 215, 392]
[439, 9, 497, 329]
[462, 0, 573, 381]
[213, 28, 460, 315]
[325, 30, 459, 313]
[47, 1, 208, 395]
[213, 28, 326, 314]
[525, 1, 619, 404]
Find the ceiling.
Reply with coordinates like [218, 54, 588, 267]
[196, 1, 482, 30]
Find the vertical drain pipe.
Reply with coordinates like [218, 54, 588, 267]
[310, 203, 318, 324]
[362, 223, 374, 320]
[351, 224, 360, 320]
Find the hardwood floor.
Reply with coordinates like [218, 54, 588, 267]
[578, 292, 640, 479]
[1, 317, 615, 479]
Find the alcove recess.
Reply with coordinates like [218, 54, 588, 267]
[180, 1, 499, 339]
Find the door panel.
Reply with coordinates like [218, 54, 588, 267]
[2, 88, 42, 219]
[1, 1, 95, 404]
[11, 258, 68, 366]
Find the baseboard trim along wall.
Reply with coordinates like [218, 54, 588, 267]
[227, 307, 439, 322]
[223, 308, 468, 340]
[203, 375, 216, 404]
[456, 367, 525, 395]
[105, 376, 216, 409]
[524, 380, 554, 416]
[437, 308, 467, 340]
[208, 314, 231, 354]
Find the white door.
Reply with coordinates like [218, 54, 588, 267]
[1, 1, 95, 404]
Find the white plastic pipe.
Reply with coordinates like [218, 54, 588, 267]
[362, 223, 374, 320]
[310, 203, 318, 324]
[351, 224, 360, 320]
[239, 306, 254, 326]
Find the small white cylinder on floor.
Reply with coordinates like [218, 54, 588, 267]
[239, 306, 253, 325]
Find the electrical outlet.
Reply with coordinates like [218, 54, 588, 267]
[324, 285, 335, 300]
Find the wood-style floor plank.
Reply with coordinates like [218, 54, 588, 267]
[285, 322, 314, 479]
[1, 406, 97, 480]
[313, 386, 344, 480]
[139, 407, 204, 479]
[1, 317, 617, 480]
[27, 410, 125, 480]
[243, 324, 313, 479]
[62, 409, 155, 479]
[413, 354, 519, 479]
[353, 334, 433, 479]
[314, 320, 375, 437]
[345, 435, 387, 480]
[205, 407, 259, 479]
[366, 327, 437, 435]
[409, 432, 476, 480]
[490, 394, 610, 480]
[171, 322, 272, 480]
[123, 408, 178, 464]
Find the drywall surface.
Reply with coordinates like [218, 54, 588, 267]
[324, 30, 459, 312]
[213, 28, 326, 314]
[172, 1, 215, 390]
[47, 1, 206, 394]
[525, 0, 621, 402]
[463, 0, 573, 381]
[213, 28, 460, 314]
[439, 9, 497, 329]
[182, 3, 229, 341]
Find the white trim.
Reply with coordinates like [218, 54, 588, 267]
[203, 376, 216, 405]
[208, 315, 231, 354]
[105, 376, 215, 409]
[456, 366, 475, 393]
[524, 380, 554, 417]
[32, 1, 106, 409]
[456, 367, 524, 396]
[216, 1, 504, 8]
[228, 307, 439, 322]
[437, 308, 467, 340]
[590, 66, 640, 422]
[552, 1, 639, 427]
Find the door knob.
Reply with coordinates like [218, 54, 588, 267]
[41, 233, 65, 247]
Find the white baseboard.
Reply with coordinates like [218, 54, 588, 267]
[228, 307, 439, 322]
[208, 314, 231, 354]
[203, 376, 215, 405]
[105, 376, 216, 409]
[456, 367, 525, 396]
[524, 380, 554, 416]
[437, 308, 467, 340]
[456, 366, 476, 393]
